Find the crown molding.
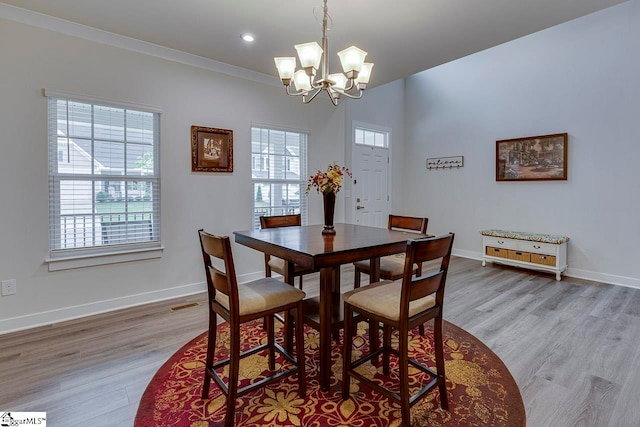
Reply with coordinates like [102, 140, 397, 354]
[0, 2, 280, 88]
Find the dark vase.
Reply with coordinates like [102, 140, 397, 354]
[322, 192, 336, 235]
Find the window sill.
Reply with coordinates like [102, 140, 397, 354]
[45, 245, 164, 271]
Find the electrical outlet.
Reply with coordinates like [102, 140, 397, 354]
[2, 279, 17, 296]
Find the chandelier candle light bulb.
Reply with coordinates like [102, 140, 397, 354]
[274, 0, 374, 105]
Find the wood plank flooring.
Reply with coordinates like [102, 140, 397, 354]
[1, 257, 639, 426]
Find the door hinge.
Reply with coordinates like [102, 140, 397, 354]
[387, 195, 389, 201]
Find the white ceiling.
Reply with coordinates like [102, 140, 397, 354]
[1, 0, 628, 88]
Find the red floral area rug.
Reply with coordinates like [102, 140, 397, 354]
[135, 320, 525, 426]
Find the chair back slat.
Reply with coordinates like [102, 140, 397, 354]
[209, 265, 231, 296]
[388, 215, 428, 234]
[410, 235, 453, 263]
[260, 214, 302, 229]
[198, 229, 239, 313]
[409, 271, 444, 301]
[200, 230, 226, 258]
[401, 233, 454, 308]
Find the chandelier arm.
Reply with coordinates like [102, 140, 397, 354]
[311, 79, 323, 89]
[331, 88, 364, 100]
[325, 88, 340, 106]
[343, 78, 355, 92]
[285, 85, 313, 97]
[302, 87, 324, 104]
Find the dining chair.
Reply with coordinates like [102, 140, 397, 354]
[353, 214, 429, 335]
[260, 214, 316, 290]
[198, 229, 306, 427]
[342, 233, 455, 427]
[353, 215, 428, 288]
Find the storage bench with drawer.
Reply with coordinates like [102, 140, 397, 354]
[481, 229, 569, 281]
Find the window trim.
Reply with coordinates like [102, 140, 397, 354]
[44, 89, 162, 114]
[45, 89, 163, 270]
[45, 245, 165, 272]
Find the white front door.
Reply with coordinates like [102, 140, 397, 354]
[352, 143, 389, 227]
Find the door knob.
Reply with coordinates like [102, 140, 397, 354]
[356, 205, 365, 210]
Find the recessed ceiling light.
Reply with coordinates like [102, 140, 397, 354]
[241, 33, 255, 43]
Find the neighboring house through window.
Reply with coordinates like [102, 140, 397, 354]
[46, 90, 162, 269]
[251, 126, 307, 228]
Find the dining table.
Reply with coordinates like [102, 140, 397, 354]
[234, 222, 426, 391]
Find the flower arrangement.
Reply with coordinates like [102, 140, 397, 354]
[305, 162, 352, 195]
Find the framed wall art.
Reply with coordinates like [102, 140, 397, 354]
[191, 126, 233, 172]
[496, 133, 567, 181]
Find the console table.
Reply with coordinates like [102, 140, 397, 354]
[481, 229, 569, 281]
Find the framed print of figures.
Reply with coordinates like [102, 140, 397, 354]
[496, 133, 567, 181]
[191, 126, 233, 172]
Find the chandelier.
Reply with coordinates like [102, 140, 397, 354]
[274, 0, 374, 106]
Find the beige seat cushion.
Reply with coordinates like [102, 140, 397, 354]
[353, 253, 418, 278]
[268, 257, 312, 275]
[343, 280, 435, 322]
[215, 277, 306, 317]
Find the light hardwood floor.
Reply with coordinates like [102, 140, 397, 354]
[1, 257, 639, 426]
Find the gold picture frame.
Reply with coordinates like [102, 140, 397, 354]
[191, 126, 233, 172]
[496, 133, 567, 181]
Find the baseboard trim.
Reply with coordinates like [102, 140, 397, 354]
[454, 250, 640, 290]
[0, 271, 265, 335]
[452, 248, 482, 260]
[565, 268, 640, 290]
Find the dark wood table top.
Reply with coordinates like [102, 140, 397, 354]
[234, 223, 424, 269]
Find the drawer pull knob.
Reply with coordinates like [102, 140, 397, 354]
[498, 240, 504, 244]
[533, 245, 541, 249]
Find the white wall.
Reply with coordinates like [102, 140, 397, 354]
[402, 0, 640, 287]
[0, 17, 347, 332]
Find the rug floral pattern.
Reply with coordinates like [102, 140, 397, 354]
[135, 320, 525, 427]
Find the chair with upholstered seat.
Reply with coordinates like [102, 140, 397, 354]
[198, 229, 306, 427]
[260, 214, 316, 290]
[353, 215, 428, 288]
[353, 214, 429, 335]
[342, 233, 455, 427]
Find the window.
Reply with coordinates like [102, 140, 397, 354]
[355, 127, 388, 148]
[47, 90, 161, 268]
[251, 126, 307, 229]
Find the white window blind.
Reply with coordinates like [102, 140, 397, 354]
[251, 126, 307, 229]
[47, 93, 161, 258]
